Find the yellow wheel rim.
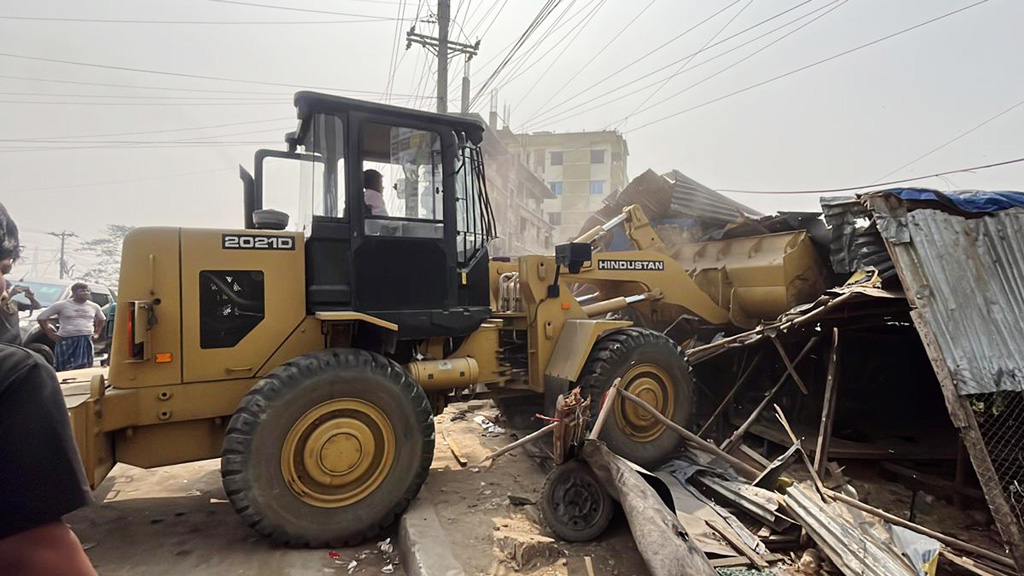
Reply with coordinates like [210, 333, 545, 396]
[614, 363, 674, 442]
[281, 399, 396, 508]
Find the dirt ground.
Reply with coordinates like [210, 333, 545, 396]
[67, 400, 649, 576]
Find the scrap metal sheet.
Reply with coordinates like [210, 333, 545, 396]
[873, 206, 1024, 395]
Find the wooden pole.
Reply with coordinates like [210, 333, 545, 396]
[813, 328, 841, 477]
[719, 336, 820, 453]
[616, 386, 760, 481]
[479, 422, 556, 463]
[697, 350, 764, 437]
[588, 378, 621, 440]
[827, 490, 1016, 570]
[770, 337, 809, 394]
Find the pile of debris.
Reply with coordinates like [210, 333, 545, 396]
[488, 384, 1018, 575]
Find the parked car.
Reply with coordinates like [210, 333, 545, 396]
[12, 278, 116, 366]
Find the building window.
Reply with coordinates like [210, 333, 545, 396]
[550, 181, 563, 196]
[548, 213, 562, 226]
[590, 149, 605, 164]
[550, 151, 563, 166]
[589, 181, 605, 196]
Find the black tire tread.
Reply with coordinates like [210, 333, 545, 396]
[577, 327, 694, 464]
[220, 348, 434, 548]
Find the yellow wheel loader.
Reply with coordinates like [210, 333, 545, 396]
[62, 92, 786, 547]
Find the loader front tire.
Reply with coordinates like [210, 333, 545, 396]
[221, 349, 434, 547]
[579, 328, 693, 467]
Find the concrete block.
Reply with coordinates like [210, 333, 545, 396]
[494, 531, 560, 570]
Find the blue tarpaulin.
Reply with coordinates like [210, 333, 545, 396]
[886, 188, 1024, 214]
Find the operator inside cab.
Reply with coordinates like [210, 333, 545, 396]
[362, 169, 388, 217]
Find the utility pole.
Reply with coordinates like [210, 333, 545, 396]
[47, 230, 77, 279]
[437, 0, 449, 114]
[406, 0, 479, 114]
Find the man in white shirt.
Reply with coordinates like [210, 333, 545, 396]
[37, 282, 106, 371]
[363, 169, 389, 217]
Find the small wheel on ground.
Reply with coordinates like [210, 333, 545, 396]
[540, 459, 613, 542]
[579, 327, 694, 467]
[221, 348, 434, 548]
[25, 342, 55, 367]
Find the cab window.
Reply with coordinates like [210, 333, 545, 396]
[361, 122, 443, 238]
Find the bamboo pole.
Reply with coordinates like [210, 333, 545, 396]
[827, 490, 1016, 570]
[588, 378, 621, 440]
[479, 423, 556, 463]
[615, 387, 760, 481]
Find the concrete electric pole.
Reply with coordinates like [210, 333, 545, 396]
[406, 0, 479, 114]
[47, 230, 77, 279]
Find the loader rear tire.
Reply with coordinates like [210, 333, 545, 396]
[579, 328, 693, 467]
[221, 349, 434, 548]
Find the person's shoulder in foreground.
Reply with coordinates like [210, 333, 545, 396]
[0, 202, 98, 576]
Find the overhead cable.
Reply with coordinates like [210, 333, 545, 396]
[625, 0, 994, 133]
[717, 155, 1024, 195]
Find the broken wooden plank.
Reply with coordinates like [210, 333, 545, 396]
[719, 336, 820, 453]
[708, 554, 785, 568]
[566, 556, 598, 576]
[738, 444, 772, 469]
[813, 327, 841, 477]
[706, 517, 769, 569]
[770, 336, 809, 394]
[878, 461, 985, 502]
[697, 350, 764, 437]
[825, 489, 1016, 570]
[442, 427, 468, 467]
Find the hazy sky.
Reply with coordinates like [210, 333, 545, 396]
[1, 0, 1021, 276]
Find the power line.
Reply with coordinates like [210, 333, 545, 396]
[382, 0, 409, 103]
[600, 0, 847, 130]
[1, 117, 290, 142]
[0, 51, 421, 97]
[0, 91, 288, 101]
[519, 0, 654, 124]
[617, 0, 754, 130]
[0, 15, 397, 24]
[470, 0, 564, 108]
[490, 0, 598, 98]
[202, 0, 397, 18]
[506, 0, 608, 114]
[0, 100, 285, 106]
[0, 168, 236, 195]
[626, 0, 994, 134]
[717, 155, 1024, 195]
[522, 0, 815, 130]
[0, 73, 293, 96]
[873, 96, 1024, 182]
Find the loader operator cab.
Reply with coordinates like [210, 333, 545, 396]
[241, 92, 496, 340]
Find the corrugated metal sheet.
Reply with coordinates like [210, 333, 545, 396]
[666, 169, 763, 225]
[871, 205, 1024, 395]
[820, 195, 896, 278]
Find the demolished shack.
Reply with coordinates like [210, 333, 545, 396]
[569, 172, 1024, 572]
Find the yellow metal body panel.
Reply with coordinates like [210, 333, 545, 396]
[516, 255, 590, 392]
[180, 228, 306, 382]
[448, 322, 504, 384]
[108, 228, 183, 388]
[314, 311, 398, 331]
[97, 377, 257, 432]
[672, 230, 827, 327]
[256, 316, 325, 376]
[564, 251, 731, 325]
[546, 319, 632, 382]
[116, 419, 227, 469]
